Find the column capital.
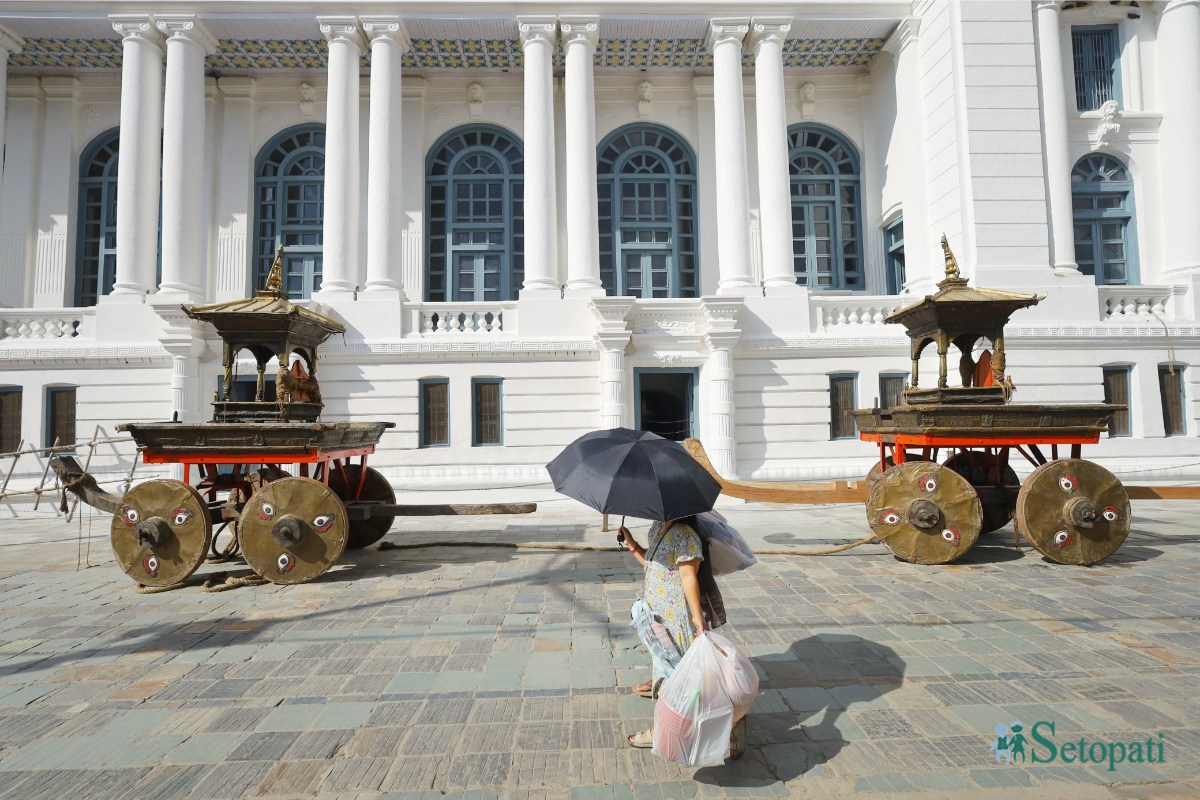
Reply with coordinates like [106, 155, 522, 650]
[110, 15, 164, 49]
[517, 17, 559, 49]
[0, 24, 24, 54]
[217, 75, 256, 98]
[155, 14, 217, 54]
[559, 15, 599, 48]
[318, 16, 366, 50]
[361, 16, 411, 51]
[882, 17, 921, 55]
[1164, 0, 1200, 14]
[747, 17, 791, 55]
[1033, 0, 1064, 15]
[707, 18, 749, 54]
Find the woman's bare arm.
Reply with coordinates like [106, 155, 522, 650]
[619, 526, 646, 565]
[678, 559, 705, 635]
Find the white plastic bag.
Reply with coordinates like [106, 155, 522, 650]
[706, 630, 759, 720]
[652, 633, 735, 767]
[693, 512, 757, 575]
[630, 599, 684, 676]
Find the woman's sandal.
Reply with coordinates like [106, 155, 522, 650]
[627, 729, 654, 748]
[728, 717, 747, 760]
[633, 680, 655, 698]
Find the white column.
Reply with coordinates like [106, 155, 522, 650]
[156, 15, 216, 299]
[361, 17, 410, 297]
[703, 297, 742, 478]
[1034, 1, 1079, 276]
[32, 78, 77, 308]
[518, 17, 560, 297]
[561, 16, 604, 298]
[707, 19, 755, 296]
[883, 19, 929, 290]
[0, 28, 25, 280]
[317, 17, 365, 297]
[0, 78, 39, 308]
[748, 17, 798, 295]
[214, 77, 254, 300]
[591, 297, 634, 428]
[109, 16, 165, 300]
[1158, 0, 1200, 278]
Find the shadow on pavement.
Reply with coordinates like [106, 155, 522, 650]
[693, 633, 904, 790]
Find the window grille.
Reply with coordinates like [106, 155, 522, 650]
[1071, 153, 1137, 285]
[1072, 26, 1120, 111]
[829, 374, 858, 440]
[46, 388, 76, 449]
[1102, 366, 1131, 437]
[788, 125, 863, 290]
[254, 125, 326, 299]
[1159, 365, 1185, 436]
[884, 218, 905, 295]
[75, 129, 120, 307]
[879, 375, 906, 411]
[0, 388, 21, 452]
[420, 379, 449, 447]
[472, 379, 503, 446]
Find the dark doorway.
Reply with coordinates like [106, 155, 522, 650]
[635, 369, 696, 442]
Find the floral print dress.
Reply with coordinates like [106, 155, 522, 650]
[643, 521, 704, 682]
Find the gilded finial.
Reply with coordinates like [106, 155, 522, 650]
[260, 243, 285, 297]
[939, 233, 967, 287]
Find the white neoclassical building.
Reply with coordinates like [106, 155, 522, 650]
[1, 0, 1200, 490]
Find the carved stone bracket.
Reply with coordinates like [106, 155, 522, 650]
[637, 80, 652, 119]
[798, 82, 816, 120]
[467, 81, 484, 118]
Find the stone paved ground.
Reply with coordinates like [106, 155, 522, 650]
[0, 494, 1197, 799]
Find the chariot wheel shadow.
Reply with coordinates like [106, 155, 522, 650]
[693, 633, 904, 789]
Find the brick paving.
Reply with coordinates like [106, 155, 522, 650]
[0, 496, 1196, 798]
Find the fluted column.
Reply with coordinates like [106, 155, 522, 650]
[518, 17, 560, 297]
[703, 297, 742, 478]
[317, 17, 365, 297]
[560, 16, 604, 297]
[1159, 0, 1200, 278]
[708, 19, 755, 296]
[0, 27, 24, 249]
[748, 17, 798, 295]
[591, 297, 635, 428]
[362, 17, 410, 297]
[109, 16, 164, 300]
[1034, 1, 1079, 276]
[156, 15, 216, 299]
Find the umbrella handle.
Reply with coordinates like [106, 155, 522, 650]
[617, 516, 626, 544]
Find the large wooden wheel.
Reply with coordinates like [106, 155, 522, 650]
[238, 476, 348, 584]
[111, 478, 212, 587]
[942, 451, 1019, 534]
[866, 462, 982, 564]
[328, 465, 395, 549]
[865, 454, 929, 487]
[1014, 458, 1129, 565]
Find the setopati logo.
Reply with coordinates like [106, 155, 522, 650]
[990, 721, 1165, 772]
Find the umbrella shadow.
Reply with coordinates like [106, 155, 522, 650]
[693, 633, 905, 789]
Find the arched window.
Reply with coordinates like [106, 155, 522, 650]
[787, 124, 863, 290]
[75, 128, 120, 307]
[1072, 153, 1137, 285]
[597, 124, 698, 298]
[254, 124, 326, 299]
[426, 125, 524, 302]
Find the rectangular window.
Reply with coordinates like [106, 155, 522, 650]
[472, 378, 503, 446]
[46, 387, 76, 449]
[879, 375, 906, 411]
[420, 379, 449, 447]
[0, 388, 21, 453]
[884, 218, 905, 295]
[1159, 365, 1186, 436]
[1072, 26, 1121, 111]
[1102, 366, 1131, 437]
[829, 374, 858, 440]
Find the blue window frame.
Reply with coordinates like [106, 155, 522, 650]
[419, 378, 449, 447]
[426, 125, 524, 302]
[1102, 365, 1131, 437]
[472, 378, 503, 446]
[254, 124, 326, 299]
[0, 387, 21, 453]
[1072, 25, 1121, 111]
[788, 124, 863, 290]
[597, 124, 698, 298]
[75, 128, 120, 307]
[45, 386, 76, 449]
[884, 217, 905, 295]
[829, 373, 857, 440]
[1071, 153, 1137, 285]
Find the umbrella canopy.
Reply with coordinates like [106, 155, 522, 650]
[546, 428, 722, 521]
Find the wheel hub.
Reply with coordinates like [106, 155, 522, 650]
[271, 515, 307, 547]
[907, 499, 941, 529]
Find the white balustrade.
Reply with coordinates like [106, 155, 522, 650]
[0, 309, 91, 340]
[813, 297, 906, 330]
[1098, 286, 1174, 320]
[415, 303, 516, 335]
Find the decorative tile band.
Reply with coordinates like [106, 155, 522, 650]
[10, 36, 885, 72]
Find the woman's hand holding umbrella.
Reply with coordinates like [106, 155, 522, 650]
[619, 525, 646, 565]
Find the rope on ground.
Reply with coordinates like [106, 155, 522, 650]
[135, 569, 267, 594]
[377, 533, 883, 556]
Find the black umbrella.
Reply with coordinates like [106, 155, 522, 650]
[546, 427, 721, 521]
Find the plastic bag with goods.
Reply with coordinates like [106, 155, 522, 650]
[652, 633, 735, 767]
[630, 599, 684, 676]
[705, 630, 759, 720]
[693, 512, 757, 575]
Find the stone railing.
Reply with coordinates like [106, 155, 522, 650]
[0, 309, 92, 340]
[412, 303, 516, 335]
[1098, 286, 1175, 320]
[812, 296, 906, 330]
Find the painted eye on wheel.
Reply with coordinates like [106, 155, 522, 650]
[143, 555, 160, 578]
[1058, 473, 1077, 493]
[120, 505, 140, 525]
[920, 475, 937, 493]
[276, 553, 295, 574]
[170, 506, 194, 526]
[312, 513, 335, 533]
[257, 502, 275, 520]
[1053, 530, 1073, 548]
[879, 508, 901, 526]
[1102, 505, 1120, 522]
[940, 526, 960, 546]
